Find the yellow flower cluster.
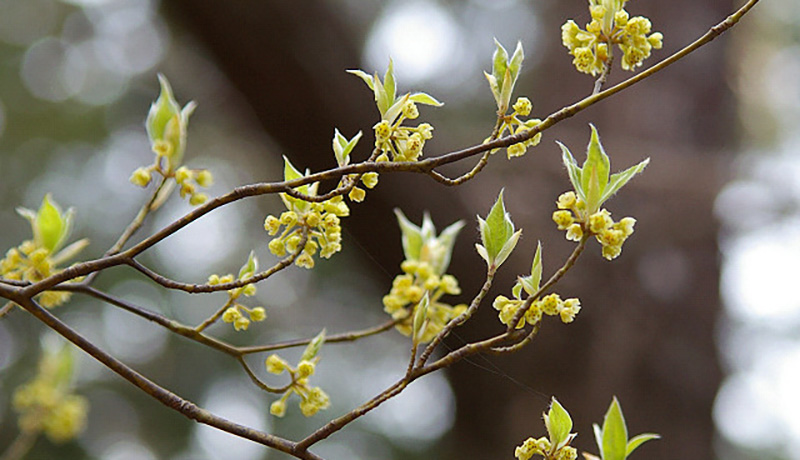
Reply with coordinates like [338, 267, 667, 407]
[1, 246, 75, 309]
[552, 191, 635, 260]
[264, 198, 348, 269]
[382, 260, 467, 343]
[207, 274, 266, 332]
[501, 97, 543, 159]
[341, 171, 379, 204]
[374, 116, 435, 162]
[265, 354, 330, 417]
[494, 293, 581, 329]
[12, 346, 88, 443]
[561, 0, 663, 75]
[515, 436, 577, 460]
[130, 164, 213, 207]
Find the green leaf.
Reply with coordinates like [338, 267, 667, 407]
[512, 280, 524, 299]
[491, 38, 509, 86]
[625, 433, 660, 457]
[412, 292, 430, 343]
[601, 397, 629, 460]
[421, 212, 436, 242]
[530, 241, 543, 293]
[475, 243, 490, 265]
[145, 74, 182, 142]
[394, 209, 423, 261]
[507, 41, 524, 86]
[281, 156, 312, 212]
[409, 92, 444, 107]
[557, 141, 586, 203]
[484, 71, 501, 106]
[384, 59, 397, 106]
[283, 156, 303, 183]
[373, 71, 391, 116]
[483, 190, 512, 260]
[581, 125, 611, 214]
[347, 69, 376, 91]
[545, 397, 574, 451]
[599, 158, 650, 205]
[494, 229, 521, 268]
[238, 250, 258, 280]
[300, 329, 326, 362]
[593, 423, 604, 457]
[50, 238, 90, 266]
[383, 92, 410, 123]
[435, 219, 465, 274]
[499, 66, 515, 112]
[332, 129, 362, 166]
[479, 190, 518, 268]
[37, 194, 67, 253]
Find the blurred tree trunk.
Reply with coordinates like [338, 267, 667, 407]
[164, 1, 730, 459]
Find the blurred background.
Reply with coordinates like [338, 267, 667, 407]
[1, 0, 798, 459]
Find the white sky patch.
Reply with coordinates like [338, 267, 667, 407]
[721, 219, 800, 327]
[365, 0, 462, 84]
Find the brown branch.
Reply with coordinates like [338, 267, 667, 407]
[417, 268, 496, 367]
[237, 356, 291, 394]
[238, 318, 399, 355]
[12, 295, 324, 460]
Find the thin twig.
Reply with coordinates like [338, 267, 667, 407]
[592, 55, 614, 95]
[238, 318, 400, 355]
[124, 229, 307, 294]
[237, 356, 290, 393]
[490, 323, 541, 354]
[0, 429, 37, 460]
[417, 269, 495, 367]
[195, 296, 236, 333]
[508, 234, 589, 330]
[0, 301, 15, 319]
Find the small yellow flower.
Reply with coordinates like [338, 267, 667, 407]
[270, 399, 287, 417]
[130, 167, 152, 187]
[361, 172, 379, 189]
[566, 223, 584, 242]
[266, 354, 288, 374]
[249, 307, 266, 322]
[512, 97, 532, 116]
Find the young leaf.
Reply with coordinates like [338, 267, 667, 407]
[545, 397, 574, 451]
[599, 158, 650, 205]
[491, 38, 509, 85]
[373, 72, 390, 116]
[558, 142, 586, 203]
[239, 251, 258, 280]
[477, 190, 520, 268]
[581, 125, 611, 214]
[383, 59, 397, 105]
[412, 292, 430, 344]
[434, 220, 465, 274]
[625, 433, 660, 457]
[37, 194, 67, 253]
[484, 71, 500, 106]
[347, 69, 375, 90]
[601, 397, 628, 460]
[530, 241, 543, 292]
[383, 92, 410, 123]
[300, 329, 326, 362]
[394, 209, 423, 261]
[409, 92, 444, 107]
[507, 41, 524, 86]
[494, 229, 522, 269]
